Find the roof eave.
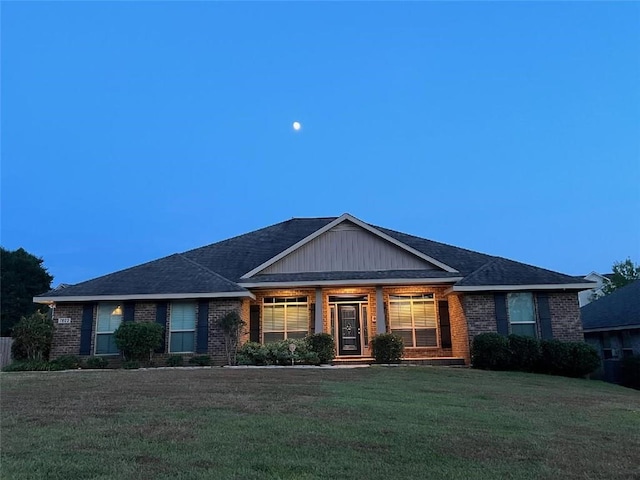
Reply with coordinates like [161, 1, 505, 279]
[446, 282, 598, 294]
[238, 277, 464, 288]
[34, 291, 256, 304]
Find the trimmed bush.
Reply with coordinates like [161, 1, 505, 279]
[621, 355, 640, 390]
[50, 355, 81, 370]
[306, 333, 336, 364]
[122, 360, 140, 370]
[166, 355, 184, 367]
[2, 360, 53, 372]
[538, 340, 571, 375]
[564, 342, 600, 378]
[237, 342, 268, 365]
[370, 333, 404, 364]
[113, 322, 164, 362]
[10, 311, 53, 361]
[188, 355, 211, 366]
[237, 339, 319, 366]
[508, 335, 540, 372]
[84, 356, 109, 369]
[471, 333, 510, 370]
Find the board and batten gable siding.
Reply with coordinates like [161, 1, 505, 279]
[262, 221, 436, 274]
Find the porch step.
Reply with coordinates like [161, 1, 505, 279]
[331, 357, 466, 367]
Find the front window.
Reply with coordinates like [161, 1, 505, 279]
[388, 294, 437, 347]
[96, 303, 122, 355]
[507, 293, 537, 337]
[263, 297, 309, 343]
[170, 302, 196, 353]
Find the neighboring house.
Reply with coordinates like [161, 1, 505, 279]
[34, 214, 595, 365]
[578, 272, 613, 307]
[581, 280, 640, 383]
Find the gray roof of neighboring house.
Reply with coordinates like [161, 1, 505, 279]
[581, 280, 640, 331]
[36, 216, 591, 299]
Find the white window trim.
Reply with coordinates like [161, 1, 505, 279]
[507, 293, 538, 337]
[388, 294, 438, 348]
[95, 302, 122, 356]
[262, 297, 309, 342]
[169, 302, 196, 354]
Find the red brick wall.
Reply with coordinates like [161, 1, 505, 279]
[50, 303, 86, 358]
[548, 293, 584, 342]
[448, 294, 470, 363]
[462, 294, 496, 343]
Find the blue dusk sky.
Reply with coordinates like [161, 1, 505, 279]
[2, 1, 639, 286]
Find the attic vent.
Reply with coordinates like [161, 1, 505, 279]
[330, 222, 360, 232]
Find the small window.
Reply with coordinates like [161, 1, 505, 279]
[507, 293, 536, 337]
[169, 302, 196, 353]
[96, 303, 122, 355]
[388, 294, 437, 348]
[263, 297, 309, 342]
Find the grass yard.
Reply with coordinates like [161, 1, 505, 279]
[1, 366, 639, 480]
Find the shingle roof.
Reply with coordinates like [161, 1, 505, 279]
[243, 270, 463, 284]
[455, 257, 585, 287]
[36, 215, 592, 300]
[581, 280, 640, 330]
[41, 254, 248, 297]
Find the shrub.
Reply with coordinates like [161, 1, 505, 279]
[471, 333, 510, 370]
[564, 342, 600, 378]
[237, 342, 268, 365]
[2, 360, 53, 372]
[122, 360, 140, 369]
[188, 355, 211, 366]
[621, 355, 640, 390]
[113, 322, 164, 362]
[306, 333, 336, 364]
[85, 356, 109, 369]
[508, 335, 540, 372]
[50, 355, 81, 370]
[538, 340, 571, 375]
[10, 311, 53, 361]
[370, 333, 404, 364]
[166, 355, 184, 367]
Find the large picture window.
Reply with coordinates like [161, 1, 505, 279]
[170, 302, 196, 353]
[507, 293, 537, 337]
[96, 303, 122, 355]
[388, 294, 437, 347]
[263, 297, 309, 343]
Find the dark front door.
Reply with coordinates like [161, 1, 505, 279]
[338, 304, 361, 356]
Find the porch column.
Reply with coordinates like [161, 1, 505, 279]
[315, 288, 323, 333]
[376, 286, 386, 333]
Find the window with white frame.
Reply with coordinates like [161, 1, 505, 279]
[263, 297, 309, 343]
[507, 293, 537, 337]
[170, 302, 196, 353]
[388, 294, 437, 347]
[95, 303, 123, 355]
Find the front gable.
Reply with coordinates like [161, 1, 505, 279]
[242, 214, 457, 278]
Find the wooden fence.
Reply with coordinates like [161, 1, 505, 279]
[0, 337, 13, 369]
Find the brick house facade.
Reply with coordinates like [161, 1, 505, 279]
[37, 214, 594, 365]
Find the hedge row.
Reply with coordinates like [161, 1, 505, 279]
[237, 333, 336, 366]
[471, 333, 600, 378]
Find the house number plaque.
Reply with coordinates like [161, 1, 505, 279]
[57, 318, 72, 324]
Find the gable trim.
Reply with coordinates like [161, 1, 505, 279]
[241, 213, 458, 278]
[447, 283, 596, 293]
[34, 291, 255, 304]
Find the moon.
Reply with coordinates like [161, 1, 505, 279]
[292, 121, 301, 131]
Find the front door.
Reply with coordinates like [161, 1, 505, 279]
[338, 304, 361, 356]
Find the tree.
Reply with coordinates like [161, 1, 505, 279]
[10, 311, 54, 361]
[600, 258, 640, 296]
[218, 311, 245, 366]
[1, 247, 53, 336]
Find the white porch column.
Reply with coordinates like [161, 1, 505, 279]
[376, 286, 386, 333]
[315, 288, 323, 333]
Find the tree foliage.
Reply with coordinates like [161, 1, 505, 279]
[218, 311, 245, 366]
[600, 258, 640, 296]
[1, 247, 53, 336]
[113, 322, 164, 362]
[10, 311, 54, 361]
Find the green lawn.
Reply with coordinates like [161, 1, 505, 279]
[1, 367, 638, 480]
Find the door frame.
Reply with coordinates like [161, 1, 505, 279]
[329, 295, 369, 357]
